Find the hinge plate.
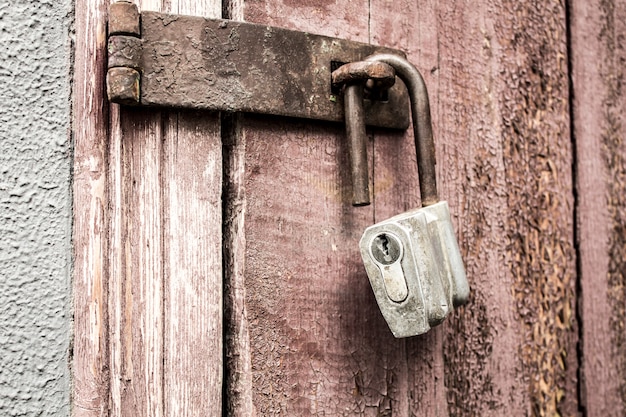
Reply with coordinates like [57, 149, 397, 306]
[107, 5, 410, 130]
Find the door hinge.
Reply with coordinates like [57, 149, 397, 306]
[106, 1, 410, 129]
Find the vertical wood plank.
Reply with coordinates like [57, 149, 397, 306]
[106, 1, 166, 412]
[239, 116, 411, 416]
[230, 0, 577, 415]
[74, 0, 587, 415]
[108, 106, 123, 417]
[226, 2, 421, 416]
[107, 1, 223, 416]
[162, 111, 223, 416]
[370, 2, 523, 414]
[72, 0, 110, 415]
[223, 113, 256, 417]
[117, 109, 165, 417]
[571, 0, 626, 415]
[106, 2, 164, 414]
[371, 0, 579, 415]
[490, 2, 578, 414]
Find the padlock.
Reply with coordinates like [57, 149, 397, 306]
[356, 54, 470, 338]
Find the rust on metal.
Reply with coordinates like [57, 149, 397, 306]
[343, 84, 371, 206]
[105, 6, 410, 129]
[331, 61, 396, 90]
[107, 35, 142, 69]
[108, 1, 140, 36]
[107, 2, 142, 105]
[107, 67, 140, 105]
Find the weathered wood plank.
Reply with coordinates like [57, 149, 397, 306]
[162, 111, 223, 416]
[225, 2, 429, 416]
[239, 116, 411, 416]
[221, 8, 254, 416]
[107, 6, 165, 417]
[117, 109, 165, 417]
[231, 1, 576, 414]
[489, 3, 578, 415]
[76, 0, 584, 415]
[72, 0, 110, 415]
[369, 2, 524, 414]
[371, 0, 578, 415]
[571, 0, 626, 415]
[223, 113, 256, 417]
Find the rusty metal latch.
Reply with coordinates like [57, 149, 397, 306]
[106, 1, 410, 130]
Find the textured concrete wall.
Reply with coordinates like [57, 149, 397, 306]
[0, 0, 72, 415]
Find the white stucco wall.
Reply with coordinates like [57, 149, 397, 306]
[0, 0, 72, 414]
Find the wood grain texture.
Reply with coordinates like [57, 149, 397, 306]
[223, 113, 256, 417]
[226, 1, 445, 416]
[161, 4, 223, 415]
[406, 1, 576, 415]
[72, 0, 110, 415]
[492, 1, 579, 409]
[72, 0, 615, 415]
[571, 0, 626, 415]
[162, 111, 223, 416]
[157, 0, 224, 407]
[115, 109, 165, 417]
[238, 116, 410, 416]
[370, 1, 578, 415]
[106, 1, 223, 416]
[370, 1, 532, 414]
[369, 2, 450, 415]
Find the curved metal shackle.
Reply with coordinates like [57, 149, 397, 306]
[365, 54, 439, 207]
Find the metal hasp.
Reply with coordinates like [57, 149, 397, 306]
[357, 54, 470, 338]
[106, 1, 410, 130]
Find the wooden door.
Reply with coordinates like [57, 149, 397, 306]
[72, 0, 626, 416]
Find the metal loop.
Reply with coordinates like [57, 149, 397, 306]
[365, 53, 438, 206]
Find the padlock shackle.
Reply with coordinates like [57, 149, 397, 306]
[366, 54, 438, 206]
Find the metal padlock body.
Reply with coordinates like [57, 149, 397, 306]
[359, 201, 469, 338]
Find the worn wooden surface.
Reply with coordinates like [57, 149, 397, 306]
[108, 108, 223, 416]
[376, 1, 578, 416]
[73, 0, 110, 415]
[227, 2, 415, 416]
[227, 0, 579, 416]
[75, 0, 223, 416]
[73, 0, 626, 415]
[571, 0, 626, 415]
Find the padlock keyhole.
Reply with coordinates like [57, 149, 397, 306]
[371, 233, 402, 265]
